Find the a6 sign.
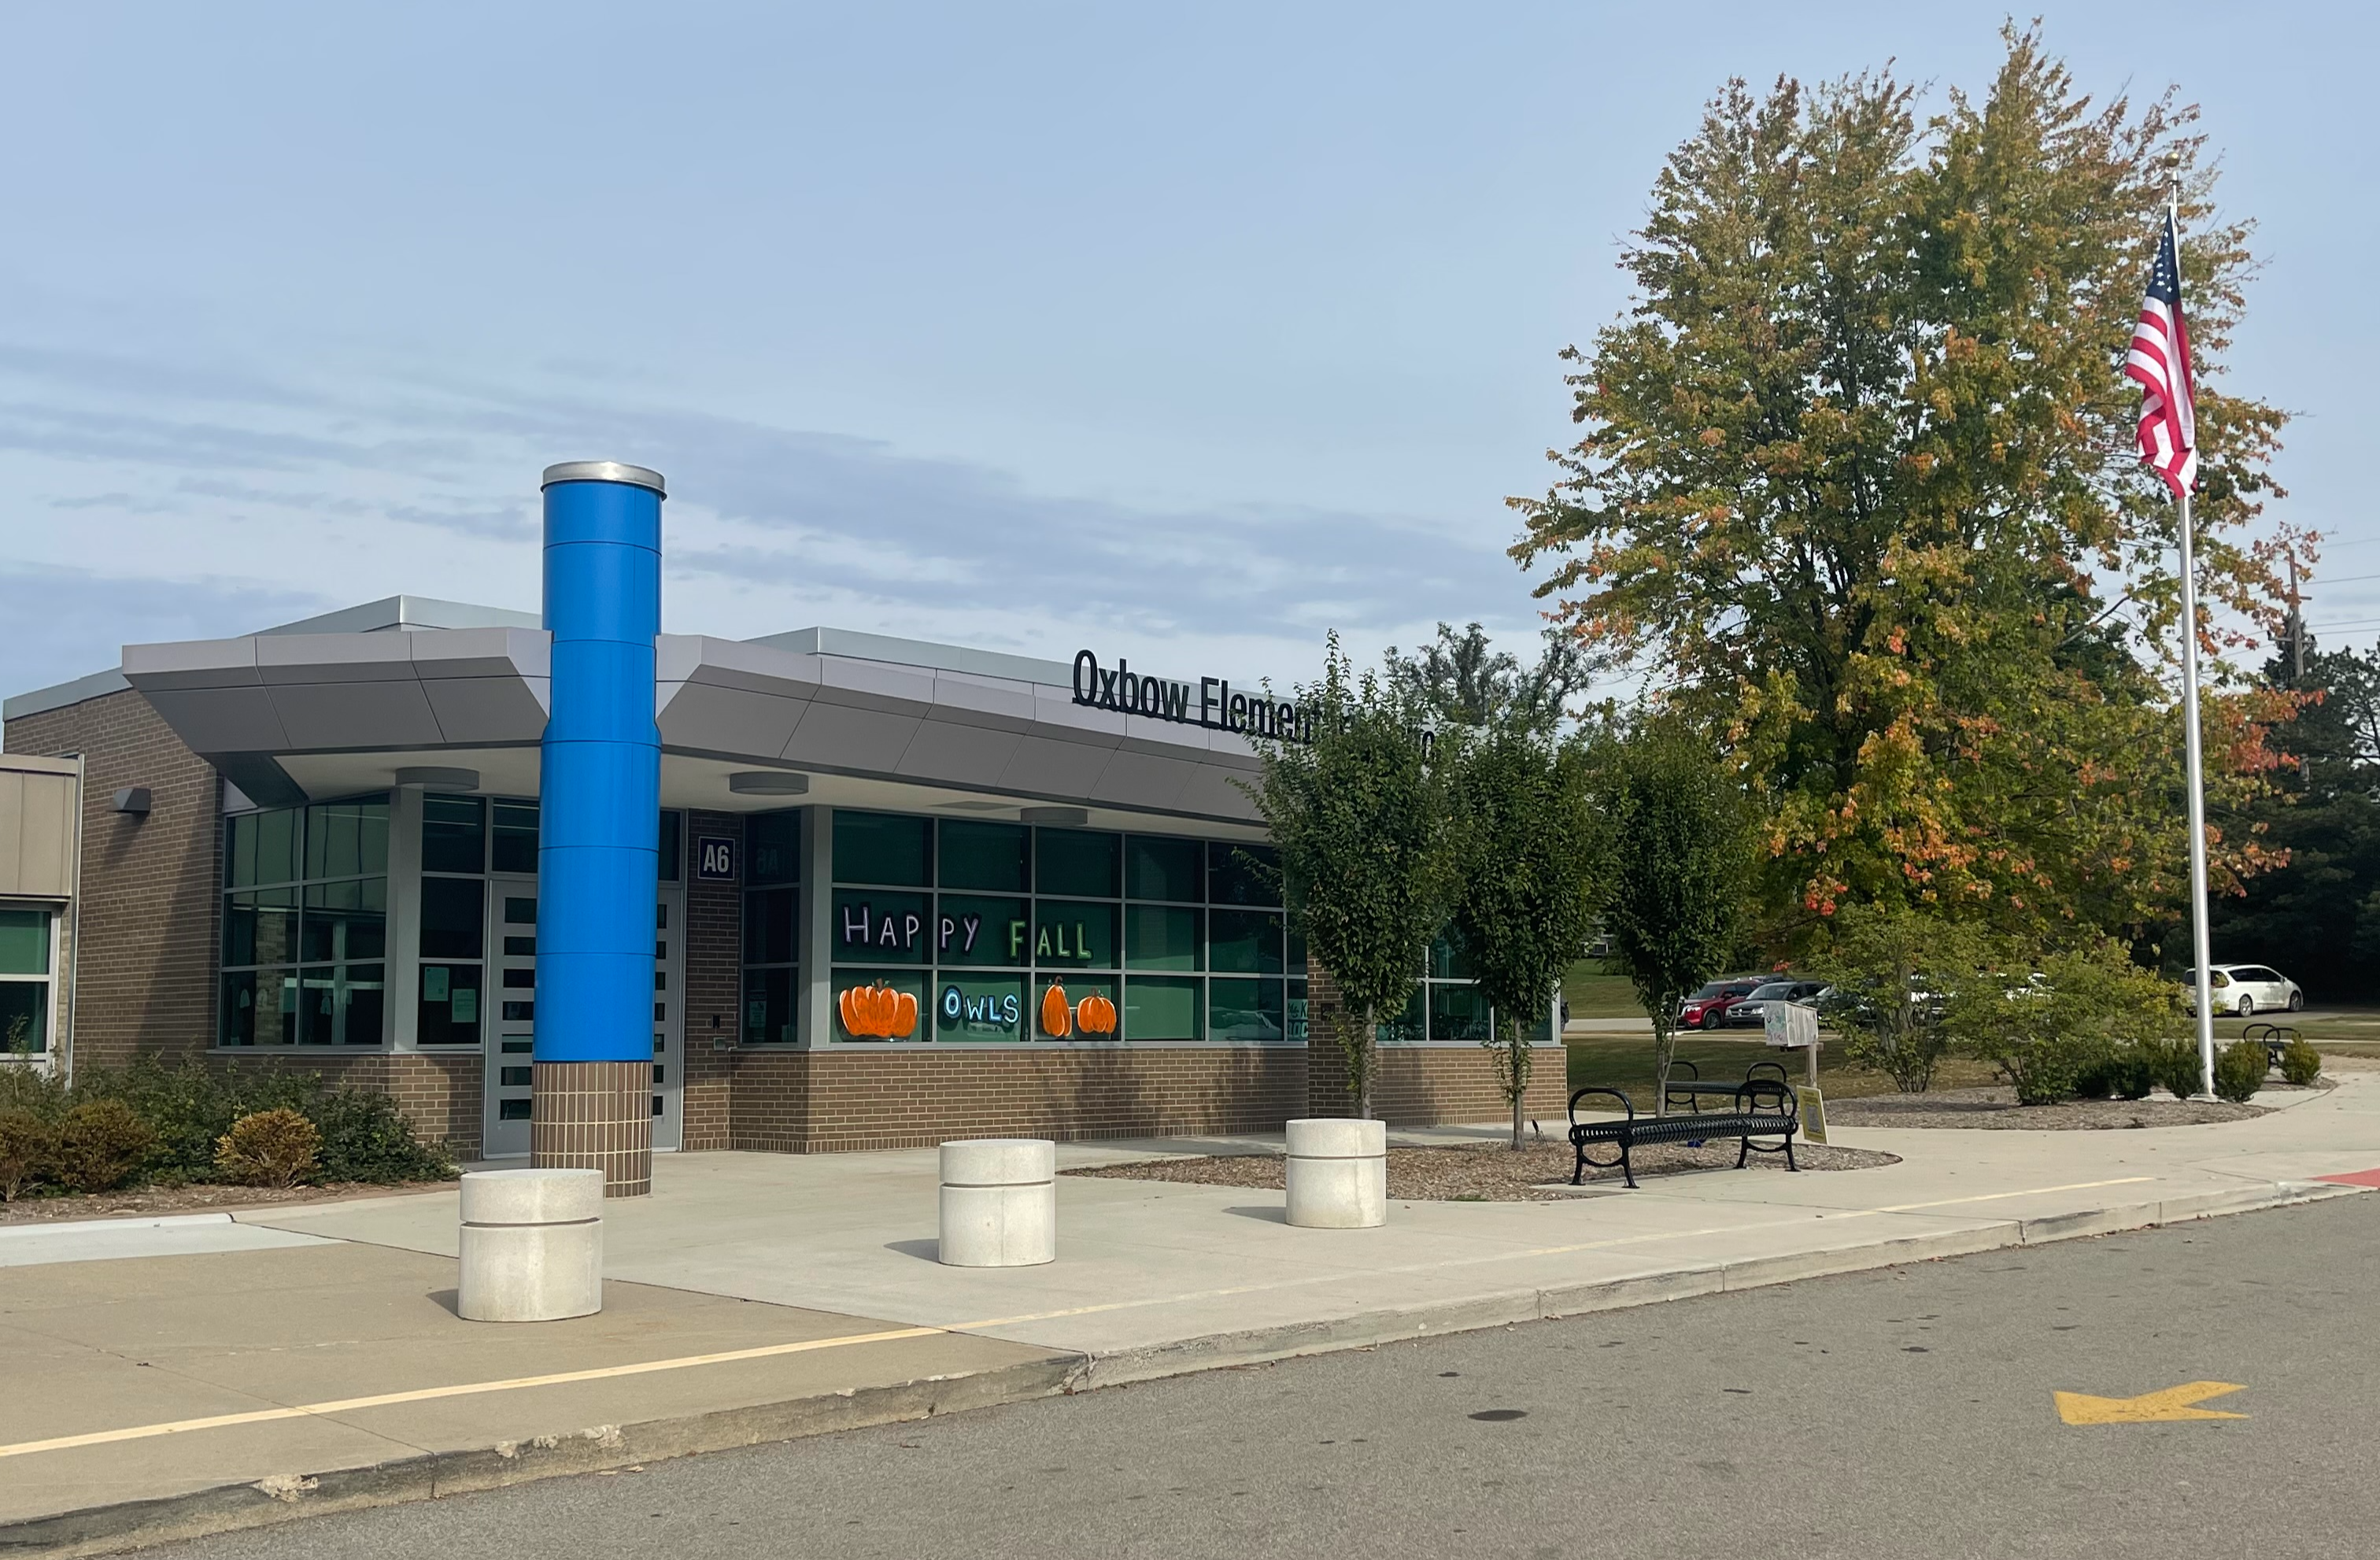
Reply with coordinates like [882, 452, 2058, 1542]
[695, 835, 737, 883]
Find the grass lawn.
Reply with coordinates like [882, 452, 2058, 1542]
[1562, 966, 1650, 1020]
[1562, 1031, 2001, 1103]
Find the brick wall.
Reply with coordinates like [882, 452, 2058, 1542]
[6, 689, 219, 1068]
[678, 810, 742, 1151]
[1301, 961, 1569, 1126]
[287, 1050, 485, 1156]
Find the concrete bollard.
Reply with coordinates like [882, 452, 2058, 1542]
[1284, 1118, 1388, 1229]
[938, 1139, 1056, 1267]
[456, 1166, 604, 1322]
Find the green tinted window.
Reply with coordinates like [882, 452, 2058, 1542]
[1036, 829, 1118, 898]
[1125, 904, 1203, 970]
[419, 877, 485, 959]
[1210, 978, 1286, 1042]
[1207, 841, 1281, 906]
[1035, 974, 1118, 1038]
[1428, 932, 1476, 981]
[831, 889, 930, 965]
[831, 968, 928, 1041]
[1033, 900, 1118, 969]
[744, 967, 797, 1045]
[658, 809, 682, 882]
[1377, 985, 1426, 1044]
[1125, 976, 1202, 1040]
[302, 878, 387, 962]
[935, 894, 1031, 967]
[227, 808, 301, 887]
[223, 889, 298, 967]
[490, 800, 538, 874]
[1208, 909, 1283, 975]
[939, 820, 1029, 893]
[0, 909, 50, 975]
[0, 981, 46, 1052]
[834, 811, 931, 886]
[305, 798, 390, 879]
[416, 963, 482, 1045]
[934, 974, 1026, 1041]
[744, 887, 798, 965]
[1126, 836, 1201, 902]
[748, 811, 802, 886]
[1429, 983, 1492, 1041]
[422, 797, 486, 874]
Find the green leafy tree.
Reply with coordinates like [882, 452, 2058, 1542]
[1448, 724, 1599, 1148]
[1812, 904, 1982, 1093]
[1594, 726, 1754, 1114]
[1385, 621, 1589, 732]
[1509, 28, 2294, 952]
[1249, 635, 1451, 1118]
[1943, 937, 2182, 1104]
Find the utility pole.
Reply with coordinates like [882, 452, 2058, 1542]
[2286, 551, 2305, 686]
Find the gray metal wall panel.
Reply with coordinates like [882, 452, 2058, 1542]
[781, 701, 924, 772]
[268, 681, 445, 750]
[894, 717, 1025, 787]
[142, 686, 291, 753]
[255, 632, 419, 683]
[120, 638, 261, 691]
[1087, 748, 1196, 811]
[423, 677, 551, 745]
[658, 681, 808, 759]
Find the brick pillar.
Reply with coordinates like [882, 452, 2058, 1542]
[531, 1060, 652, 1196]
[680, 809, 743, 1151]
[1303, 961, 1358, 1117]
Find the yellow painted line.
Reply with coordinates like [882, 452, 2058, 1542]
[0, 1174, 2180, 1462]
[2056, 1381, 2248, 1425]
[0, 1325, 945, 1461]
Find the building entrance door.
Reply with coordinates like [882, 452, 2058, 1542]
[479, 878, 682, 1158]
[483, 878, 539, 1158]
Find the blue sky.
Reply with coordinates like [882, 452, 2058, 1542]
[2, 2, 2373, 695]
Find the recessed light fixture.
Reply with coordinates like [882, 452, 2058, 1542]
[394, 767, 480, 792]
[728, 771, 810, 796]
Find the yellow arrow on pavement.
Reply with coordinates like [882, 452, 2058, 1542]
[2055, 1381, 2248, 1425]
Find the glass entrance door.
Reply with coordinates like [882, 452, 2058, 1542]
[484, 879, 538, 1158]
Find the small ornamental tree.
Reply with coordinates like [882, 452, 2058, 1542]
[1250, 634, 1451, 1118]
[1811, 904, 1985, 1093]
[1594, 726, 1753, 1115]
[1449, 725, 1598, 1148]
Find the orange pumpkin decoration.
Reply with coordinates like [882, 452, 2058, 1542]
[1076, 993, 1118, 1036]
[838, 984, 918, 1039]
[1040, 983, 1072, 1038]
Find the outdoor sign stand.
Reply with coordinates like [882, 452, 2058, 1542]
[1765, 1003, 1828, 1145]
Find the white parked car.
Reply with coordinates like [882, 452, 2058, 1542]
[2186, 964, 2304, 1017]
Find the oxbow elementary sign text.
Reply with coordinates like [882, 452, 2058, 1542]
[1071, 649, 1313, 742]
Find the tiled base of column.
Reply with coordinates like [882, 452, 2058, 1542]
[531, 1060, 652, 1197]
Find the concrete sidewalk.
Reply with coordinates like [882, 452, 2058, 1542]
[6, 1075, 2379, 1554]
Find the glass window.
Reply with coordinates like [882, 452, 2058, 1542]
[743, 967, 797, 1045]
[0, 908, 50, 1055]
[1125, 904, 1203, 970]
[748, 811, 802, 886]
[939, 820, 1029, 893]
[419, 877, 486, 960]
[223, 888, 298, 967]
[1125, 976, 1203, 1040]
[1208, 909, 1283, 975]
[0, 909, 49, 974]
[1429, 983, 1493, 1043]
[1428, 933, 1477, 981]
[1127, 836, 1202, 903]
[490, 800, 539, 874]
[1288, 978, 1309, 1042]
[302, 878, 387, 963]
[1036, 829, 1118, 899]
[833, 811, 930, 887]
[743, 887, 798, 967]
[417, 963, 482, 1045]
[831, 889, 930, 965]
[1207, 841, 1281, 907]
[659, 809, 682, 882]
[503, 896, 538, 926]
[422, 796, 486, 874]
[1033, 900, 1118, 970]
[1210, 978, 1287, 1042]
[1035, 974, 1118, 1039]
[1377, 985, 1426, 1044]
[935, 894, 1031, 968]
[227, 808, 301, 887]
[833, 969, 929, 1041]
[305, 798, 390, 879]
[934, 973, 1026, 1041]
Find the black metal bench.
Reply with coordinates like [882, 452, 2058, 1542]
[1662, 1057, 1791, 1115]
[2243, 1023, 2300, 1071]
[1568, 1081, 1799, 1189]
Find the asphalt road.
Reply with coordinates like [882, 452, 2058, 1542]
[153, 1195, 2378, 1560]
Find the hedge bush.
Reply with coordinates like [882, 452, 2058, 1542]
[2279, 1038, 2323, 1087]
[216, 1109, 322, 1188]
[0, 1109, 55, 1201]
[53, 1099, 154, 1192]
[2213, 1038, 2267, 1104]
[2143, 1037, 2204, 1101]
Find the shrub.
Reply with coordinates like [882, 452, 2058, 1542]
[311, 1089, 454, 1184]
[52, 1099, 154, 1192]
[0, 1108, 57, 1200]
[2106, 1048, 2157, 1100]
[215, 1109, 321, 1188]
[2279, 1038, 2323, 1087]
[1946, 940, 2176, 1106]
[2143, 1037, 2204, 1100]
[2213, 1038, 2267, 1104]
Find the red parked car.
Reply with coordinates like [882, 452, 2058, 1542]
[1679, 978, 1765, 1030]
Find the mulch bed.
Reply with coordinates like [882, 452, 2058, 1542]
[0, 1180, 451, 1226]
[1064, 1140, 1899, 1203]
[1824, 1085, 2288, 1130]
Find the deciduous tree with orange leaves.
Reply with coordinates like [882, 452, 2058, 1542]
[1510, 28, 2300, 955]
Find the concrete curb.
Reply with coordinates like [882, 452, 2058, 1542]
[4, 1177, 2362, 1555]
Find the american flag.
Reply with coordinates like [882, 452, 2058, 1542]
[2123, 211, 2197, 498]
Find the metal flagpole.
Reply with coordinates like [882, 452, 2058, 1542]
[2169, 191, 2218, 1100]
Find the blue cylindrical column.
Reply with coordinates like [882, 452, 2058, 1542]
[532, 460, 664, 1197]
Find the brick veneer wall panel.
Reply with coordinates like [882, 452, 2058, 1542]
[1301, 959, 1568, 1126]
[6, 690, 220, 1069]
[679, 810, 743, 1151]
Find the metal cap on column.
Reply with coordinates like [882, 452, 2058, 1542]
[532, 460, 666, 1197]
